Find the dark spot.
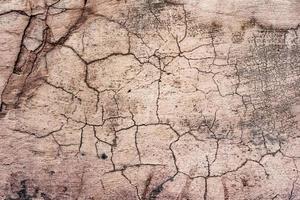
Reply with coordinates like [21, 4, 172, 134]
[62, 186, 68, 192]
[128, 89, 131, 93]
[241, 178, 248, 187]
[101, 153, 108, 160]
[49, 171, 55, 175]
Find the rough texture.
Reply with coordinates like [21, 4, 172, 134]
[0, 0, 300, 199]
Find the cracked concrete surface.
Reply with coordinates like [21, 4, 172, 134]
[0, 0, 300, 199]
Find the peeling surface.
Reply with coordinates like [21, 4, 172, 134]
[0, 0, 300, 199]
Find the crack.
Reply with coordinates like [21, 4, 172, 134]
[12, 123, 64, 139]
[77, 123, 86, 156]
[156, 70, 162, 123]
[44, 80, 82, 102]
[178, 4, 188, 43]
[288, 159, 299, 200]
[121, 170, 142, 200]
[134, 121, 142, 163]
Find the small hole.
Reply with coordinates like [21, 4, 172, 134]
[101, 153, 108, 160]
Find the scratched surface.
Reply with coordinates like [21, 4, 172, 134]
[0, 0, 300, 199]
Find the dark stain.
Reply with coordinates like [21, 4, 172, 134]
[241, 16, 298, 32]
[41, 193, 51, 200]
[149, 184, 163, 200]
[221, 178, 229, 200]
[0, 102, 7, 118]
[210, 21, 222, 32]
[187, 20, 223, 38]
[5, 173, 72, 200]
[5, 179, 40, 200]
[142, 174, 153, 200]
[62, 186, 68, 193]
[80, 6, 93, 23]
[148, 0, 173, 10]
[236, 22, 300, 149]
[241, 17, 256, 31]
[17, 180, 30, 200]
